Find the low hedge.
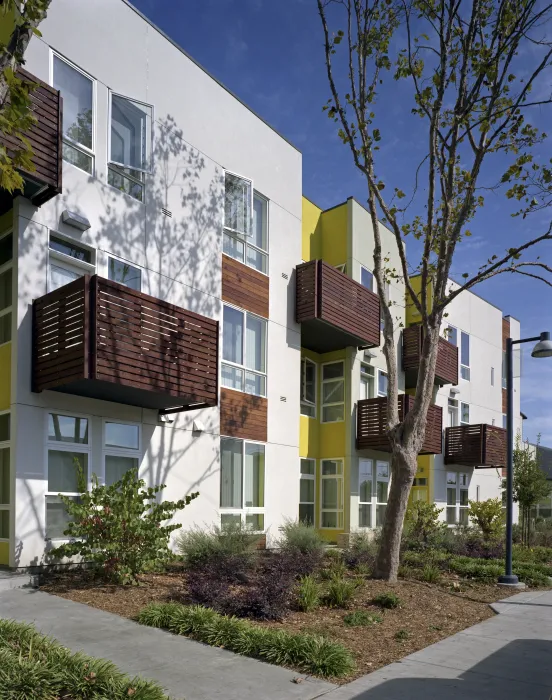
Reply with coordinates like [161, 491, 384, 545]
[0, 618, 168, 699]
[138, 602, 354, 678]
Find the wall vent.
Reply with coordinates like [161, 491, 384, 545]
[161, 207, 172, 218]
[280, 396, 287, 402]
[281, 272, 289, 280]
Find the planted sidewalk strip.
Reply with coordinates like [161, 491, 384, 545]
[0, 618, 169, 700]
[137, 602, 355, 678]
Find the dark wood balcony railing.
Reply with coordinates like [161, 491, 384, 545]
[296, 260, 380, 353]
[32, 275, 218, 411]
[445, 424, 506, 467]
[0, 68, 62, 212]
[357, 395, 443, 454]
[403, 324, 458, 387]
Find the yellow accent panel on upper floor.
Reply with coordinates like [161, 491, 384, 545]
[0, 541, 9, 566]
[302, 197, 322, 262]
[320, 204, 348, 268]
[0, 343, 11, 411]
[406, 274, 433, 326]
[300, 415, 319, 459]
[319, 421, 346, 459]
[0, 209, 13, 234]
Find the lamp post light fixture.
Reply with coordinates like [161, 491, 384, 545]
[499, 331, 552, 586]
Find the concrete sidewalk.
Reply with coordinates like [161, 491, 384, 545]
[0, 588, 551, 700]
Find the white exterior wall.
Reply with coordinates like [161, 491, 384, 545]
[10, 0, 302, 567]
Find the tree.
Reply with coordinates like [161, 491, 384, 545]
[467, 498, 504, 541]
[511, 436, 552, 545]
[0, 0, 52, 193]
[317, 0, 552, 580]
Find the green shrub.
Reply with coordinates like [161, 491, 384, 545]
[0, 619, 168, 699]
[296, 575, 320, 612]
[49, 468, 198, 584]
[278, 519, 325, 556]
[138, 602, 354, 678]
[177, 520, 259, 570]
[324, 547, 343, 561]
[394, 628, 411, 641]
[343, 611, 383, 627]
[343, 531, 377, 569]
[354, 562, 371, 576]
[403, 501, 445, 546]
[420, 564, 441, 583]
[468, 499, 504, 541]
[448, 556, 503, 582]
[325, 577, 360, 608]
[513, 544, 552, 564]
[372, 592, 401, 609]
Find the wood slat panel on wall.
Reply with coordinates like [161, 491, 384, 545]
[220, 388, 267, 442]
[403, 325, 459, 386]
[445, 424, 506, 467]
[222, 255, 269, 318]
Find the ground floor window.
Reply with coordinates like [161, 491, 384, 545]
[299, 458, 315, 525]
[321, 459, 344, 528]
[446, 471, 469, 525]
[220, 437, 265, 531]
[359, 459, 389, 528]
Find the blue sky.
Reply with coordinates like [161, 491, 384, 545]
[132, 0, 552, 445]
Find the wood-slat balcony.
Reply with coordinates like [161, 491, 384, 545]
[403, 324, 458, 388]
[357, 395, 443, 454]
[296, 260, 380, 353]
[0, 68, 62, 213]
[32, 275, 218, 411]
[445, 424, 506, 468]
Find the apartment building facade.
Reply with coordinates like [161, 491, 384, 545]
[0, 0, 302, 568]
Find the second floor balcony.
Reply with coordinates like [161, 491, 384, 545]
[403, 324, 458, 388]
[445, 424, 507, 468]
[0, 68, 62, 213]
[296, 260, 380, 353]
[32, 275, 218, 411]
[357, 395, 443, 454]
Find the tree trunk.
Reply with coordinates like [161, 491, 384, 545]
[374, 443, 418, 581]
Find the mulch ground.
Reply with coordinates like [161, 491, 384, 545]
[41, 567, 523, 681]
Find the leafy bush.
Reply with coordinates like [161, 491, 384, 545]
[324, 547, 343, 561]
[278, 519, 325, 556]
[343, 611, 382, 627]
[394, 629, 411, 641]
[448, 556, 503, 582]
[0, 619, 168, 699]
[325, 577, 360, 608]
[512, 564, 551, 587]
[513, 544, 552, 564]
[403, 501, 445, 546]
[468, 499, 504, 541]
[343, 531, 377, 569]
[321, 560, 347, 580]
[49, 468, 197, 584]
[420, 564, 441, 583]
[354, 562, 371, 576]
[177, 521, 260, 570]
[138, 602, 355, 678]
[296, 575, 320, 612]
[372, 592, 401, 609]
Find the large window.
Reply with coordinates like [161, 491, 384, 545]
[358, 459, 373, 527]
[46, 413, 90, 539]
[0, 231, 12, 346]
[460, 402, 470, 426]
[103, 421, 140, 486]
[52, 54, 95, 174]
[224, 179, 268, 274]
[360, 266, 374, 290]
[460, 331, 470, 380]
[299, 459, 316, 525]
[321, 362, 344, 423]
[358, 459, 390, 528]
[448, 398, 459, 427]
[502, 351, 507, 388]
[445, 325, 458, 346]
[220, 438, 265, 530]
[109, 93, 152, 202]
[0, 411, 10, 545]
[108, 256, 141, 292]
[222, 305, 267, 397]
[360, 364, 375, 400]
[300, 357, 317, 418]
[446, 471, 469, 525]
[378, 370, 388, 397]
[48, 232, 95, 292]
[321, 459, 343, 529]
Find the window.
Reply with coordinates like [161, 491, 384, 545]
[0, 411, 10, 543]
[108, 93, 152, 202]
[460, 332, 470, 380]
[375, 461, 389, 526]
[460, 402, 470, 426]
[321, 362, 344, 422]
[378, 370, 388, 397]
[446, 471, 469, 525]
[108, 257, 141, 291]
[220, 438, 265, 530]
[52, 54, 94, 174]
[48, 233, 95, 292]
[359, 459, 373, 528]
[358, 459, 390, 528]
[103, 421, 140, 486]
[445, 325, 457, 346]
[0, 231, 12, 347]
[46, 413, 90, 539]
[360, 266, 373, 290]
[503, 414, 507, 429]
[222, 305, 267, 397]
[320, 459, 343, 528]
[502, 351, 507, 388]
[299, 459, 315, 525]
[224, 189, 268, 274]
[448, 398, 459, 427]
[360, 364, 375, 400]
[224, 172, 252, 237]
[491, 367, 495, 386]
[300, 357, 316, 418]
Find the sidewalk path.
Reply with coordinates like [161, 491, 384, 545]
[0, 587, 551, 700]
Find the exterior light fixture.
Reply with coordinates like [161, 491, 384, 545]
[61, 209, 91, 231]
[531, 332, 552, 358]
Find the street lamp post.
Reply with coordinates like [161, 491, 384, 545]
[499, 331, 552, 586]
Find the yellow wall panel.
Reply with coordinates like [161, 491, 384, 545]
[299, 415, 319, 459]
[0, 541, 9, 566]
[321, 204, 348, 267]
[0, 343, 11, 411]
[406, 274, 433, 326]
[302, 197, 322, 262]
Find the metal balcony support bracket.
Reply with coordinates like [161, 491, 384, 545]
[158, 403, 211, 416]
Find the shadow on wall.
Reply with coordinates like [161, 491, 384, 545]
[344, 638, 552, 699]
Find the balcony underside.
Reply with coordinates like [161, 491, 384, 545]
[300, 318, 376, 354]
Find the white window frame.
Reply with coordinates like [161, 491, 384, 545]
[223, 189, 269, 276]
[0, 230, 13, 349]
[448, 397, 459, 427]
[460, 331, 470, 381]
[502, 351, 507, 389]
[444, 324, 458, 346]
[360, 363, 375, 400]
[502, 414, 507, 429]
[223, 170, 253, 237]
[446, 471, 469, 525]
[299, 458, 316, 525]
[377, 369, 388, 397]
[358, 458, 373, 528]
[300, 357, 317, 418]
[358, 459, 390, 529]
[108, 91, 153, 174]
[460, 402, 470, 426]
[107, 254, 142, 292]
[320, 458, 344, 529]
[219, 437, 266, 532]
[101, 419, 142, 487]
[360, 265, 374, 291]
[321, 361, 345, 423]
[0, 409, 11, 544]
[375, 460, 389, 527]
[47, 230, 96, 292]
[44, 411, 92, 541]
[221, 303, 267, 398]
[50, 51, 96, 175]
